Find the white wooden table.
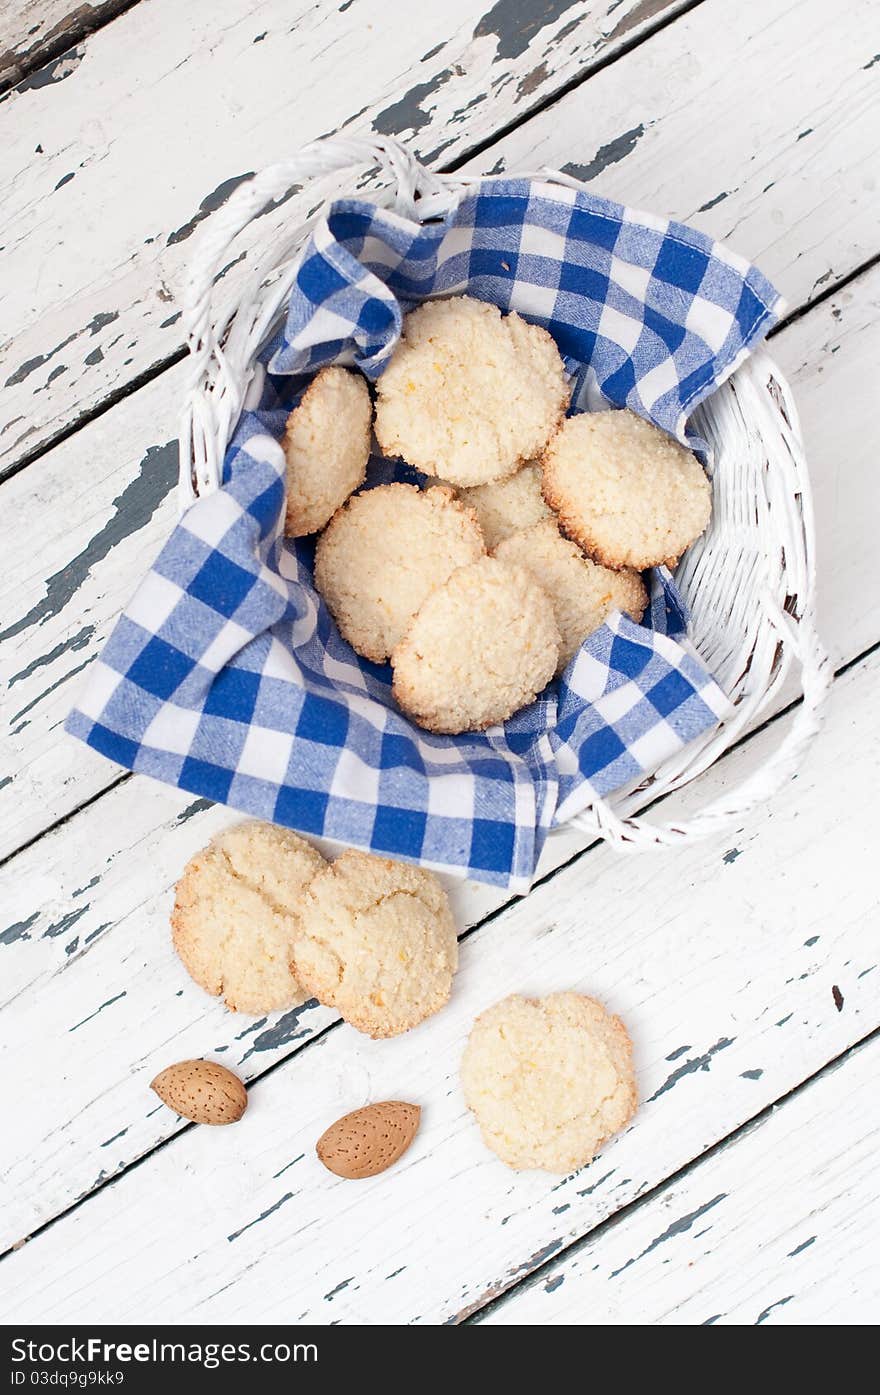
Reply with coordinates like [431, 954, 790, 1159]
[1, 0, 878, 1327]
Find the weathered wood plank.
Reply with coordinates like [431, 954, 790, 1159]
[467, 0, 880, 320]
[0, 0, 689, 473]
[483, 1036, 880, 1326]
[2, 259, 875, 861]
[0, 361, 185, 855]
[0, 647, 876, 1318]
[1, 0, 872, 1335]
[0, 1, 137, 93]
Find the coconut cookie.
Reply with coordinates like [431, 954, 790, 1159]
[282, 366, 372, 536]
[461, 992, 637, 1173]
[172, 820, 326, 1015]
[374, 296, 569, 488]
[459, 463, 553, 550]
[493, 519, 647, 671]
[314, 482, 485, 662]
[294, 850, 458, 1038]
[541, 409, 712, 570]
[391, 555, 559, 734]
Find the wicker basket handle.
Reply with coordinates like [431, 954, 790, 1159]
[179, 137, 448, 500]
[566, 603, 832, 850]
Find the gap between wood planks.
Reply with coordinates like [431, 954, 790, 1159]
[1, 633, 875, 1271]
[7, 0, 878, 512]
[464, 1024, 880, 1323]
[0, 1, 143, 93]
[0, 0, 706, 485]
[0, 349, 188, 488]
[769, 249, 880, 334]
[5, 221, 874, 500]
[9, 0, 878, 486]
[0, 242, 872, 908]
[2, 642, 876, 1320]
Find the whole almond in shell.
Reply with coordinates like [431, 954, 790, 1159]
[317, 1101, 420, 1179]
[150, 1059, 247, 1125]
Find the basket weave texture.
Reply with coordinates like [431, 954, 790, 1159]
[179, 136, 830, 851]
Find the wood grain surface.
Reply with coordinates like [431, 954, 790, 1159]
[0, 0, 876, 1326]
[1, 649, 877, 1317]
[3, 261, 876, 859]
[483, 1035, 880, 1325]
[0, 0, 136, 91]
[2, 0, 878, 860]
[0, 0, 689, 474]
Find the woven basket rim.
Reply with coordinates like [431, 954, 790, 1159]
[177, 135, 831, 851]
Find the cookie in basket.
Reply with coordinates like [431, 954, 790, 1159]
[374, 296, 569, 488]
[492, 519, 647, 671]
[283, 365, 372, 536]
[172, 820, 326, 1014]
[314, 482, 484, 662]
[541, 409, 712, 569]
[294, 850, 458, 1038]
[461, 992, 637, 1172]
[458, 462, 553, 550]
[391, 555, 560, 733]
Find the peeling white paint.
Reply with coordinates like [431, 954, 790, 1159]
[486, 1038, 880, 1325]
[0, 0, 679, 473]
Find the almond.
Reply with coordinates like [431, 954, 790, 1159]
[316, 1101, 420, 1179]
[150, 1059, 247, 1125]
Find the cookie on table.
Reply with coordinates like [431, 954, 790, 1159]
[374, 295, 569, 488]
[283, 365, 371, 536]
[541, 409, 711, 570]
[172, 820, 326, 1015]
[492, 519, 647, 671]
[294, 850, 458, 1038]
[461, 992, 637, 1173]
[314, 482, 485, 663]
[391, 555, 560, 734]
[458, 462, 553, 550]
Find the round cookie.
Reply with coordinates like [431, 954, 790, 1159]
[541, 409, 711, 569]
[172, 820, 326, 1015]
[294, 850, 458, 1038]
[459, 463, 553, 550]
[492, 519, 647, 671]
[461, 992, 637, 1173]
[314, 482, 485, 663]
[374, 295, 569, 488]
[391, 555, 560, 734]
[283, 366, 372, 536]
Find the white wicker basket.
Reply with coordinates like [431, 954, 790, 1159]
[179, 136, 830, 852]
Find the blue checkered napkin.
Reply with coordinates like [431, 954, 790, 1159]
[67, 177, 780, 891]
[268, 179, 782, 442]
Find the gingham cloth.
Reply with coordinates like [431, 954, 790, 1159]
[67, 178, 781, 891]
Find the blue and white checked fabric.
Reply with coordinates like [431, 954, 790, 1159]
[268, 179, 781, 441]
[67, 177, 780, 891]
